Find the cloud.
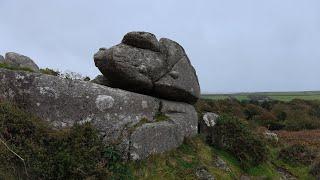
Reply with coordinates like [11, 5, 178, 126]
[1, 0, 319, 92]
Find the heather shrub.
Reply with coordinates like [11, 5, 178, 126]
[208, 115, 269, 169]
[196, 98, 320, 131]
[278, 144, 316, 165]
[0, 101, 131, 179]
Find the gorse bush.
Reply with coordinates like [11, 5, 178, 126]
[0, 101, 131, 179]
[208, 115, 269, 169]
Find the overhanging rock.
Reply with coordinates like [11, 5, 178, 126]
[0, 68, 198, 160]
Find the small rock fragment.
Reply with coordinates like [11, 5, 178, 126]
[196, 167, 215, 180]
[214, 156, 231, 172]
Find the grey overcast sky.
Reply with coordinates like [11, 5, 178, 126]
[0, 0, 319, 93]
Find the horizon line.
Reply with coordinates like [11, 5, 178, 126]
[201, 90, 320, 95]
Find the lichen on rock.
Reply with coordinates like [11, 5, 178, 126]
[95, 95, 115, 111]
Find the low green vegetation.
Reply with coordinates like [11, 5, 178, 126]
[0, 63, 60, 76]
[129, 136, 242, 180]
[0, 63, 35, 72]
[278, 144, 316, 165]
[129, 114, 315, 179]
[129, 136, 314, 179]
[154, 112, 169, 122]
[131, 137, 212, 179]
[0, 101, 131, 180]
[196, 98, 320, 131]
[132, 114, 169, 131]
[272, 157, 313, 179]
[40, 68, 60, 76]
[209, 115, 269, 168]
[310, 159, 320, 179]
[195, 98, 318, 179]
[0, 97, 318, 179]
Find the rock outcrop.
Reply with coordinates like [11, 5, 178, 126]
[4, 52, 40, 72]
[0, 32, 200, 160]
[199, 112, 219, 136]
[94, 31, 200, 104]
[0, 68, 197, 160]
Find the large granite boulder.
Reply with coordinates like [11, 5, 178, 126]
[0, 55, 4, 63]
[4, 52, 40, 72]
[0, 68, 198, 160]
[94, 31, 200, 104]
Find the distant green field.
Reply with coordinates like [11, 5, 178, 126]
[202, 91, 320, 102]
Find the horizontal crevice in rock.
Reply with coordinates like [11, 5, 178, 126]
[0, 68, 198, 160]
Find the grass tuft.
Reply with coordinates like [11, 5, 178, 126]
[0, 63, 35, 72]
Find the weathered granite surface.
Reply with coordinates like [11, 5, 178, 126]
[94, 31, 200, 104]
[0, 68, 198, 160]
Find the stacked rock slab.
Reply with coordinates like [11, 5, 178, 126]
[94, 31, 200, 104]
[0, 68, 198, 160]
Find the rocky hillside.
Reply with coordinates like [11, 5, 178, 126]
[0, 32, 318, 179]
